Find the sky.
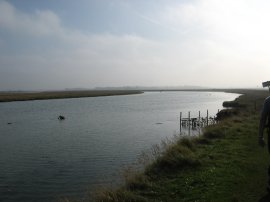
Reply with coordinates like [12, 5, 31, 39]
[0, 0, 270, 90]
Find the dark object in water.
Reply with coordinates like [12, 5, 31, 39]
[7, 122, 12, 125]
[58, 115, 65, 120]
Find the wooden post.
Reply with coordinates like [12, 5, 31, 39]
[199, 111, 201, 127]
[207, 110, 209, 126]
[180, 112, 182, 133]
[188, 111, 191, 135]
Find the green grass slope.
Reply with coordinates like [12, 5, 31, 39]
[93, 89, 270, 202]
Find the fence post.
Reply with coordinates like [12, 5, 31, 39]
[199, 111, 201, 126]
[180, 112, 182, 133]
[188, 111, 191, 135]
[207, 110, 209, 126]
[216, 109, 219, 124]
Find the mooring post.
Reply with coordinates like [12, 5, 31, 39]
[188, 111, 191, 125]
[199, 111, 201, 126]
[180, 112, 182, 133]
[207, 110, 209, 126]
[188, 111, 191, 134]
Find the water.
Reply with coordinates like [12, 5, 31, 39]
[0, 91, 240, 201]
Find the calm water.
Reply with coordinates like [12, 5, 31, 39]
[0, 91, 240, 201]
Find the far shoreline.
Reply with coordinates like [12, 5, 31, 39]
[0, 88, 265, 103]
[0, 90, 144, 103]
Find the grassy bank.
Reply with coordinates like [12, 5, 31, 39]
[93, 89, 270, 202]
[0, 90, 143, 102]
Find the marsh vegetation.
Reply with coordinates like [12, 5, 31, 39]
[0, 90, 143, 102]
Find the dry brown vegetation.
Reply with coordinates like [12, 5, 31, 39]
[0, 90, 143, 102]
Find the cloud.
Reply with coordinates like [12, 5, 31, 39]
[0, 0, 170, 89]
[0, 0, 269, 90]
[155, 0, 270, 79]
[0, 1, 64, 37]
[160, 0, 270, 46]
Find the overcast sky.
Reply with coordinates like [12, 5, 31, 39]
[0, 0, 269, 90]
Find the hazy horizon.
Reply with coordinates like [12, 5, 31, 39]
[0, 84, 265, 92]
[0, 0, 270, 91]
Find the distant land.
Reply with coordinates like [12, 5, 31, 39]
[0, 90, 143, 102]
[0, 86, 266, 103]
[94, 85, 208, 91]
[0, 86, 207, 93]
[0, 85, 263, 93]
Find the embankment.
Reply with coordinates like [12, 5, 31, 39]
[93, 89, 270, 202]
[0, 90, 143, 102]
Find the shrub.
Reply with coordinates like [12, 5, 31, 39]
[178, 137, 195, 151]
[151, 144, 200, 172]
[203, 125, 227, 139]
[223, 100, 245, 108]
[216, 109, 238, 121]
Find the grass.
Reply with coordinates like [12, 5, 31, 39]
[0, 90, 143, 102]
[92, 89, 270, 202]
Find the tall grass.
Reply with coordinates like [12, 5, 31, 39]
[93, 130, 226, 202]
[93, 133, 203, 201]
